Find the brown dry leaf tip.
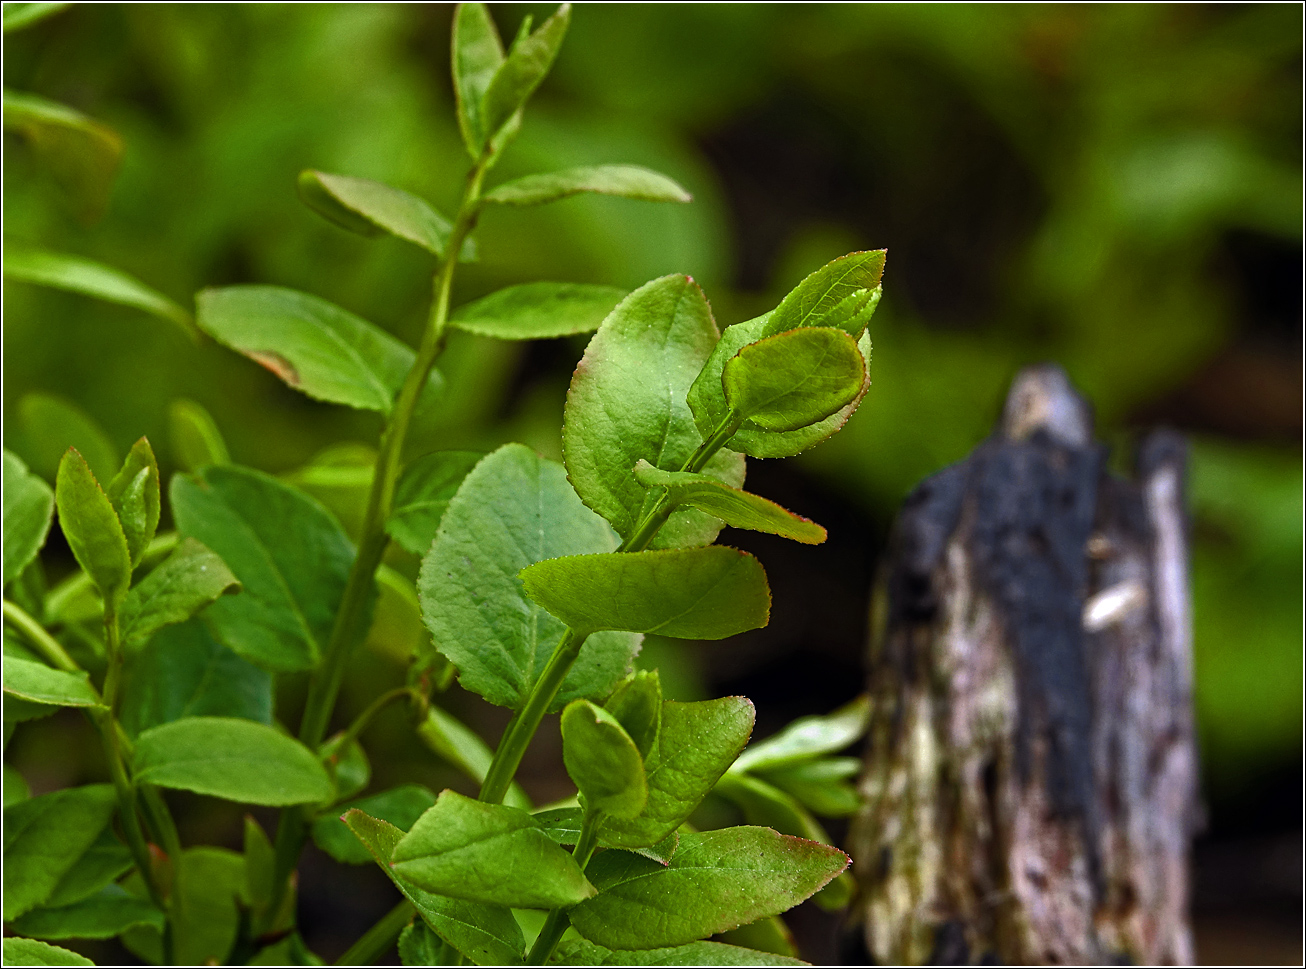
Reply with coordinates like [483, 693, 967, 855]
[249, 350, 301, 387]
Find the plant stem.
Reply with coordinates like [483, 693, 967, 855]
[3, 598, 79, 671]
[268, 158, 490, 927]
[478, 627, 590, 805]
[527, 811, 601, 965]
[334, 899, 414, 966]
[329, 687, 416, 765]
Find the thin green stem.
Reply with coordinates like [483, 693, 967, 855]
[527, 811, 601, 965]
[328, 687, 415, 770]
[478, 627, 589, 805]
[3, 598, 79, 672]
[335, 899, 414, 966]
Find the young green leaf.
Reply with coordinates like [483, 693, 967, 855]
[3, 90, 122, 218]
[520, 546, 770, 640]
[568, 828, 849, 950]
[449, 283, 626, 340]
[633, 461, 826, 545]
[602, 697, 754, 850]
[55, 448, 131, 608]
[763, 250, 886, 338]
[731, 694, 871, 774]
[118, 617, 273, 738]
[3, 657, 101, 708]
[11, 885, 164, 941]
[117, 538, 240, 653]
[482, 165, 691, 207]
[312, 784, 437, 865]
[0, 938, 94, 967]
[167, 399, 230, 471]
[41, 827, 133, 909]
[563, 274, 745, 549]
[105, 438, 160, 568]
[2, 242, 195, 338]
[3, 449, 54, 586]
[170, 465, 355, 672]
[388, 450, 484, 555]
[478, 4, 571, 147]
[297, 170, 473, 260]
[15, 393, 118, 484]
[3, 784, 117, 921]
[132, 716, 334, 806]
[562, 700, 647, 819]
[452, 2, 506, 156]
[3, 3, 72, 34]
[398, 919, 444, 968]
[418, 443, 639, 711]
[552, 937, 806, 967]
[414, 706, 531, 810]
[343, 809, 527, 965]
[723, 327, 865, 433]
[603, 670, 662, 760]
[391, 790, 595, 908]
[195, 285, 443, 413]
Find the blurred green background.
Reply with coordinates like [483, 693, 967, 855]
[4, 3, 1301, 962]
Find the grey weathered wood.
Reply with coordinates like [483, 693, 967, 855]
[850, 364, 1196, 965]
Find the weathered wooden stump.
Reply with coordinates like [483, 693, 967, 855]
[850, 364, 1197, 965]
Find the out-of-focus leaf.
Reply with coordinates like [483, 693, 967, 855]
[449, 283, 626, 340]
[3, 3, 72, 34]
[483, 166, 691, 206]
[4, 764, 30, 806]
[42, 827, 132, 910]
[633, 461, 826, 545]
[2, 90, 121, 217]
[602, 669, 662, 760]
[320, 734, 370, 803]
[479, 4, 571, 147]
[163, 848, 245, 967]
[3, 449, 54, 586]
[731, 695, 870, 774]
[561, 699, 647, 819]
[2, 242, 194, 337]
[11, 884, 164, 941]
[551, 937, 806, 966]
[312, 784, 438, 865]
[282, 442, 375, 540]
[0, 938, 94, 966]
[195, 286, 443, 413]
[2, 657, 100, 708]
[15, 394, 117, 484]
[521, 547, 770, 639]
[418, 443, 639, 712]
[118, 538, 239, 653]
[55, 448, 131, 608]
[717, 916, 799, 959]
[132, 717, 333, 806]
[364, 564, 427, 663]
[3, 784, 116, 921]
[723, 327, 865, 432]
[758, 757, 862, 817]
[388, 450, 484, 555]
[413, 705, 531, 809]
[563, 274, 745, 550]
[167, 399, 230, 471]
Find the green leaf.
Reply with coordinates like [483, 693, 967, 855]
[562, 700, 647, 819]
[282, 442, 375, 540]
[164, 848, 245, 967]
[15, 393, 118, 484]
[723, 328, 865, 433]
[569, 828, 848, 950]
[3, 657, 100, 708]
[414, 706, 531, 810]
[717, 916, 799, 959]
[118, 617, 272, 738]
[633, 461, 825, 545]
[321, 734, 370, 803]
[732, 695, 870, 774]
[242, 815, 275, 911]
[483, 166, 691, 207]
[399, 919, 444, 967]
[312, 784, 437, 865]
[132, 716, 333, 806]
[167, 399, 230, 471]
[42, 827, 132, 909]
[3, 449, 54, 586]
[764, 251, 885, 338]
[552, 937, 806, 966]
[170, 465, 355, 672]
[3, 3, 72, 34]
[478, 4, 570, 146]
[195, 285, 443, 413]
[2, 242, 194, 338]
[452, 2, 505, 157]
[602, 670, 662, 760]
[450, 283, 626, 340]
[4, 764, 31, 806]
[0, 938, 94, 966]
[12, 885, 164, 940]
[3, 784, 116, 921]
[533, 807, 678, 866]
[603, 697, 754, 850]
[713, 774, 830, 846]
[363, 564, 428, 664]
[117, 538, 239, 653]
[564, 275, 746, 550]
[388, 450, 484, 556]
[418, 443, 638, 711]
[391, 790, 595, 908]
[758, 758, 862, 817]
[343, 809, 527, 965]
[104, 438, 161, 568]
[55, 448, 131, 608]
[686, 318, 872, 460]
[3, 90, 121, 217]
[249, 932, 322, 966]
[297, 170, 473, 260]
[520, 546, 770, 640]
